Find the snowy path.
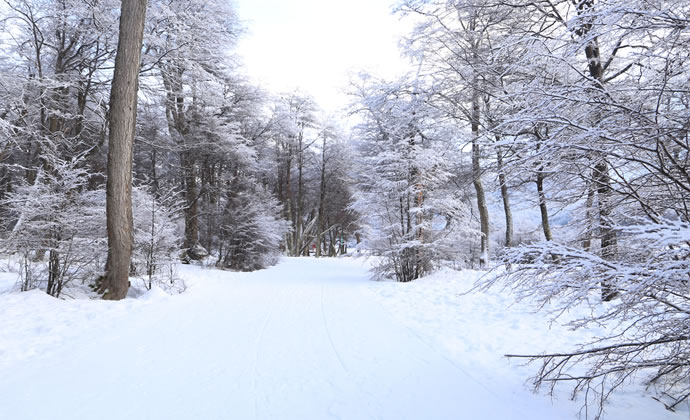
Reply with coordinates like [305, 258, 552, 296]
[0, 258, 678, 419]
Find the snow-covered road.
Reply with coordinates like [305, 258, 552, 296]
[0, 258, 681, 419]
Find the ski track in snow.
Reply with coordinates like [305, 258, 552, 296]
[250, 276, 278, 420]
[320, 281, 349, 375]
[0, 258, 685, 420]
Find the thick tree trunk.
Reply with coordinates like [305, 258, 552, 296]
[100, 0, 147, 300]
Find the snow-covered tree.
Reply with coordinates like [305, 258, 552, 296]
[268, 92, 320, 256]
[143, 0, 242, 258]
[398, 0, 517, 266]
[0, 0, 118, 174]
[314, 118, 358, 257]
[351, 75, 475, 281]
[464, 0, 690, 415]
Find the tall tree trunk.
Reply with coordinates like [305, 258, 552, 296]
[284, 145, 295, 255]
[595, 160, 617, 300]
[536, 168, 552, 242]
[582, 179, 595, 251]
[100, 0, 147, 300]
[575, 0, 617, 300]
[161, 65, 205, 259]
[339, 229, 346, 255]
[295, 127, 305, 256]
[316, 135, 327, 258]
[471, 86, 490, 267]
[534, 128, 559, 265]
[182, 151, 200, 250]
[496, 145, 513, 247]
[47, 247, 59, 297]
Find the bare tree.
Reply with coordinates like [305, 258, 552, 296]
[399, 0, 510, 266]
[471, 0, 690, 416]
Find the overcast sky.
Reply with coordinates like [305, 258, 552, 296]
[234, 0, 413, 114]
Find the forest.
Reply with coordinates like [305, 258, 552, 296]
[0, 0, 688, 418]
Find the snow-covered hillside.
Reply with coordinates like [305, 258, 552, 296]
[0, 258, 684, 420]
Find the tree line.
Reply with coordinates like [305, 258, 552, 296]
[345, 0, 687, 416]
[0, 0, 356, 298]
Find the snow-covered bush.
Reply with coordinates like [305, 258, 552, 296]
[216, 177, 289, 271]
[481, 217, 690, 416]
[131, 186, 184, 292]
[0, 159, 186, 296]
[0, 158, 106, 297]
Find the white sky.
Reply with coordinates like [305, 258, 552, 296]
[233, 0, 413, 114]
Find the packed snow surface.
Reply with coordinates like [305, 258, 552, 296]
[0, 258, 683, 420]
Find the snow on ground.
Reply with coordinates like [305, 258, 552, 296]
[364, 267, 686, 420]
[0, 257, 684, 420]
